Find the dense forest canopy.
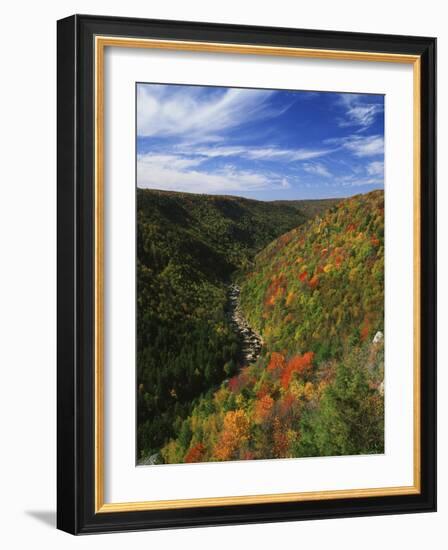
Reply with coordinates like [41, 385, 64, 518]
[158, 190, 384, 463]
[137, 189, 338, 460]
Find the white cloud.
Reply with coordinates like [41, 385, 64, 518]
[338, 93, 383, 129]
[137, 84, 277, 139]
[328, 135, 384, 157]
[367, 160, 384, 176]
[302, 162, 331, 178]
[245, 147, 332, 161]
[342, 177, 383, 187]
[141, 154, 203, 170]
[173, 144, 333, 163]
[346, 135, 384, 157]
[137, 152, 291, 194]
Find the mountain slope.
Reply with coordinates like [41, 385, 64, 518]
[240, 189, 384, 361]
[137, 189, 337, 459]
[161, 190, 385, 463]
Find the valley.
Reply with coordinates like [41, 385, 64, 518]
[137, 188, 384, 464]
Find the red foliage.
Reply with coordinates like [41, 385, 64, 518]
[228, 375, 241, 393]
[280, 352, 315, 389]
[279, 392, 296, 416]
[254, 394, 274, 423]
[184, 443, 205, 463]
[256, 383, 270, 399]
[228, 368, 253, 393]
[360, 316, 371, 342]
[267, 352, 286, 372]
[335, 255, 344, 267]
[299, 271, 308, 283]
[265, 274, 286, 306]
[309, 275, 319, 289]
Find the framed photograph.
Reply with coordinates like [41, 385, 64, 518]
[57, 14, 436, 534]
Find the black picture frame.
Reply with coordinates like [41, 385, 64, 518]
[57, 14, 436, 535]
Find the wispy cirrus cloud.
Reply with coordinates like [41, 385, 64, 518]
[244, 147, 332, 162]
[326, 134, 384, 157]
[137, 84, 284, 140]
[338, 175, 384, 187]
[345, 135, 384, 157]
[137, 152, 292, 194]
[174, 144, 334, 163]
[337, 93, 384, 130]
[136, 84, 385, 199]
[302, 162, 332, 178]
[367, 160, 384, 176]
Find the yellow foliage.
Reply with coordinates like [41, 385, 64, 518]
[286, 429, 297, 446]
[348, 267, 359, 282]
[289, 379, 305, 399]
[303, 382, 315, 401]
[212, 410, 250, 461]
[160, 440, 183, 465]
[235, 393, 246, 408]
[286, 291, 295, 306]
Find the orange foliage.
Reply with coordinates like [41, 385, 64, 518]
[273, 417, 289, 457]
[254, 394, 274, 423]
[309, 275, 319, 289]
[335, 255, 344, 267]
[256, 383, 270, 398]
[265, 274, 286, 306]
[267, 352, 286, 372]
[184, 442, 205, 463]
[280, 352, 314, 389]
[286, 291, 295, 306]
[213, 410, 250, 461]
[279, 392, 296, 416]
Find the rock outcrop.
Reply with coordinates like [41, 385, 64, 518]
[228, 284, 263, 364]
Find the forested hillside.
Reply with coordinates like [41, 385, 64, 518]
[137, 189, 337, 460]
[239, 189, 384, 361]
[160, 190, 385, 463]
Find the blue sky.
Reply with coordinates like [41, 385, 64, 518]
[136, 83, 384, 200]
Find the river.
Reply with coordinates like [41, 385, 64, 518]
[227, 284, 263, 365]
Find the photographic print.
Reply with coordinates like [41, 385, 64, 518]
[57, 17, 436, 533]
[136, 83, 385, 465]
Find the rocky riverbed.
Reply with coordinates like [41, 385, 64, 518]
[227, 284, 263, 365]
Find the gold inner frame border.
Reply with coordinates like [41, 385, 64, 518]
[94, 35, 421, 513]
